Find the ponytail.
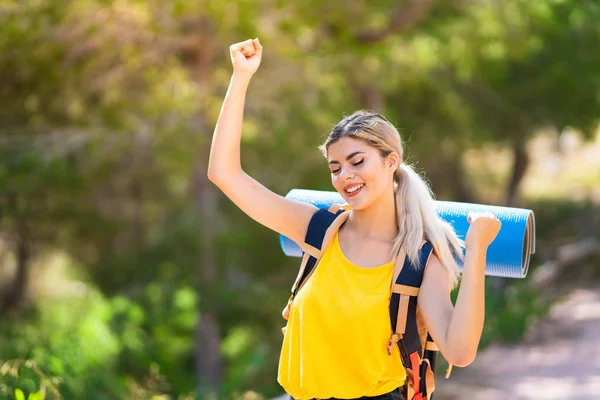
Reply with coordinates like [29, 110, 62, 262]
[392, 164, 463, 288]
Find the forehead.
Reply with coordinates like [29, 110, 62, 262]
[327, 137, 372, 159]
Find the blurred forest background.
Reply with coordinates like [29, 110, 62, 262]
[1, 0, 599, 399]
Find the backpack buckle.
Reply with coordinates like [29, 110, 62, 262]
[387, 332, 403, 355]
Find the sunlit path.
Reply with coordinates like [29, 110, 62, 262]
[436, 284, 600, 400]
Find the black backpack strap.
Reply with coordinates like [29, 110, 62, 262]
[302, 208, 341, 257]
[388, 241, 435, 400]
[282, 206, 347, 320]
[281, 206, 349, 332]
[389, 242, 433, 360]
[290, 207, 344, 297]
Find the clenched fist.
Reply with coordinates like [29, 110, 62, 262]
[230, 38, 263, 77]
[465, 211, 501, 251]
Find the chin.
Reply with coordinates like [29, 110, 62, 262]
[352, 201, 373, 211]
[340, 193, 370, 210]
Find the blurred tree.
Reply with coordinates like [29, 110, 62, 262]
[429, 0, 600, 204]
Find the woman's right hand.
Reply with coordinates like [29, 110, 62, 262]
[230, 38, 263, 77]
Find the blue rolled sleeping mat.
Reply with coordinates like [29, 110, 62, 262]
[279, 189, 536, 278]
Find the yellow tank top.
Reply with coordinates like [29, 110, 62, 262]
[278, 231, 406, 399]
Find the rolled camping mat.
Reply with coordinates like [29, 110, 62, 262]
[279, 189, 536, 278]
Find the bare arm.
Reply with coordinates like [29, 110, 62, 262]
[418, 212, 501, 367]
[207, 38, 317, 246]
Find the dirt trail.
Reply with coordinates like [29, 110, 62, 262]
[434, 283, 600, 400]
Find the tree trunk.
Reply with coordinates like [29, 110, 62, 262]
[354, 0, 435, 43]
[444, 151, 474, 203]
[191, 155, 222, 395]
[505, 138, 529, 206]
[492, 138, 530, 296]
[195, 311, 222, 397]
[1, 228, 30, 314]
[187, 17, 223, 396]
[357, 85, 383, 111]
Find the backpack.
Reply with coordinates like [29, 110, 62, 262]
[281, 205, 446, 400]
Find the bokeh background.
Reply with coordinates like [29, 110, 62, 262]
[1, 0, 599, 399]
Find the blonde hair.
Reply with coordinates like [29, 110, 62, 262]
[320, 110, 463, 288]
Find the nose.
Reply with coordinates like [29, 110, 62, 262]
[340, 166, 354, 182]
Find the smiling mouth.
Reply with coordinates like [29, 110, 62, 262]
[345, 184, 365, 197]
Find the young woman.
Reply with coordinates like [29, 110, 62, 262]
[208, 38, 501, 400]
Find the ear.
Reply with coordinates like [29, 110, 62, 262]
[387, 152, 401, 171]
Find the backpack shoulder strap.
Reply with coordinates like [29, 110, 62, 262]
[388, 241, 435, 400]
[388, 241, 433, 356]
[281, 204, 349, 333]
[300, 207, 343, 258]
[284, 205, 349, 316]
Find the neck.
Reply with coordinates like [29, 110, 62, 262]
[345, 187, 398, 242]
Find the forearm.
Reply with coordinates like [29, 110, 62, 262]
[207, 73, 252, 181]
[445, 246, 487, 365]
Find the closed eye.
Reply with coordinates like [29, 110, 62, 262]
[330, 159, 364, 174]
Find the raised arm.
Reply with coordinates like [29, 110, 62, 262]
[207, 38, 317, 246]
[417, 211, 501, 367]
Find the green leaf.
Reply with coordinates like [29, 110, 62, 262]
[14, 388, 25, 400]
[28, 392, 45, 400]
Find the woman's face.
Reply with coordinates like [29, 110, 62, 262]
[327, 136, 399, 210]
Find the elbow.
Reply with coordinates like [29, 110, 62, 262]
[207, 166, 238, 188]
[207, 168, 220, 184]
[445, 350, 477, 368]
[450, 356, 476, 368]
[207, 154, 241, 185]
[207, 163, 226, 185]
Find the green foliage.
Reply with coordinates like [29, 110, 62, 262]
[1, 360, 60, 400]
[14, 388, 46, 400]
[0, 289, 121, 399]
[0, 272, 202, 399]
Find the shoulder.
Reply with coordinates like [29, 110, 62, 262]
[421, 249, 453, 294]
